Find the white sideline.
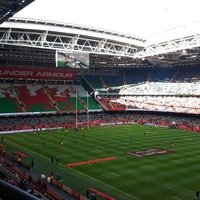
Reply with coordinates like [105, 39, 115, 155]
[102, 171, 120, 177]
[171, 196, 182, 200]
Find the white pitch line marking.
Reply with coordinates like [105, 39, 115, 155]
[118, 156, 127, 160]
[111, 172, 120, 177]
[60, 154, 71, 157]
[90, 149, 103, 153]
[141, 165, 156, 169]
[170, 160, 181, 163]
[30, 144, 40, 146]
[15, 138, 25, 141]
[103, 172, 120, 177]
[171, 196, 182, 200]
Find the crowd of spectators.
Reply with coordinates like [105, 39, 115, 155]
[0, 112, 199, 133]
[118, 82, 200, 95]
[0, 157, 46, 199]
[113, 95, 200, 114]
[96, 81, 200, 114]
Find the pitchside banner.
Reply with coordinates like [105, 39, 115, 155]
[56, 51, 89, 69]
[0, 66, 77, 81]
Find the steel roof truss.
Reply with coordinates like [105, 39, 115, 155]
[0, 28, 138, 57]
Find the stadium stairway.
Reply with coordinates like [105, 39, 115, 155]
[78, 94, 86, 110]
[170, 69, 179, 82]
[11, 84, 26, 112]
[75, 90, 88, 110]
[42, 85, 60, 112]
[95, 97, 108, 110]
[123, 71, 127, 85]
[108, 100, 114, 110]
[0, 154, 79, 200]
[100, 75, 107, 89]
[147, 69, 152, 81]
[94, 76, 115, 110]
[69, 85, 76, 94]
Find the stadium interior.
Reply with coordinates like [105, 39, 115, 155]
[0, 1, 200, 200]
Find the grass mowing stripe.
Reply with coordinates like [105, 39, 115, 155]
[4, 124, 199, 200]
[5, 139, 141, 200]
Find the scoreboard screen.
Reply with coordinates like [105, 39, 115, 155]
[56, 51, 89, 69]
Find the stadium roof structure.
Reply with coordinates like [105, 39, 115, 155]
[1, 17, 200, 67]
[0, 17, 146, 58]
[0, 0, 34, 24]
[0, 0, 200, 67]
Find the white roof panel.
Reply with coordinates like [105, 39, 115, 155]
[14, 0, 200, 41]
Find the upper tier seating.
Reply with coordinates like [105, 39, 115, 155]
[175, 66, 200, 81]
[84, 66, 200, 90]
[85, 75, 103, 88]
[150, 67, 177, 82]
[118, 82, 200, 95]
[84, 68, 151, 89]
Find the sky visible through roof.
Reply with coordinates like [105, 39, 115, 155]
[15, 0, 200, 43]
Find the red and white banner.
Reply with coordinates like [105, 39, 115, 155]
[0, 66, 77, 81]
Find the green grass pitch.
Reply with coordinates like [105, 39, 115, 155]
[2, 124, 200, 200]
